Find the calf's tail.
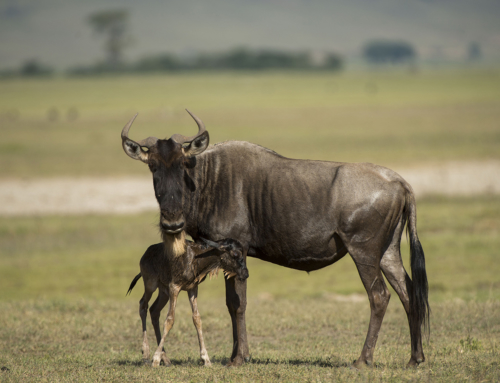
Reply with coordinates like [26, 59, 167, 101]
[126, 273, 142, 296]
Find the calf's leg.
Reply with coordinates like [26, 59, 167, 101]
[151, 287, 175, 367]
[139, 290, 153, 362]
[188, 286, 211, 366]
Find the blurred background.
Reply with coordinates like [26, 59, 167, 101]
[0, 0, 499, 379]
[1, 0, 500, 302]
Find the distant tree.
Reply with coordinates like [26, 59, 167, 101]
[363, 40, 416, 64]
[135, 54, 182, 72]
[67, 47, 343, 75]
[467, 42, 481, 61]
[88, 9, 131, 68]
[20, 59, 53, 77]
[323, 53, 343, 70]
[217, 48, 313, 70]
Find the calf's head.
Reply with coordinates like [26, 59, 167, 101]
[201, 238, 249, 281]
[121, 110, 209, 237]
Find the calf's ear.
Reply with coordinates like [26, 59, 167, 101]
[183, 131, 209, 157]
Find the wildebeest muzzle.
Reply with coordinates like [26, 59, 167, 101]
[160, 209, 185, 234]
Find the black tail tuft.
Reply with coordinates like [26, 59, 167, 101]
[408, 229, 430, 351]
[126, 273, 142, 296]
[404, 189, 430, 351]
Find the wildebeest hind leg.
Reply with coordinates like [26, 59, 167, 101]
[139, 291, 153, 362]
[149, 289, 170, 366]
[380, 225, 425, 367]
[350, 250, 391, 369]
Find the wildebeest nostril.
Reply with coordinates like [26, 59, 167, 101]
[161, 221, 185, 232]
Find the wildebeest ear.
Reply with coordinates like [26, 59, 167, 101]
[122, 138, 149, 163]
[183, 131, 209, 157]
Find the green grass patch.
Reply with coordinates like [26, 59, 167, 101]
[1, 196, 499, 302]
[1, 69, 499, 177]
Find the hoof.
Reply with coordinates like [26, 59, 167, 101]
[244, 355, 251, 363]
[161, 352, 172, 367]
[203, 360, 212, 367]
[351, 358, 372, 370]
[226, 356, 244, 367]
[406, 357, 424, 369]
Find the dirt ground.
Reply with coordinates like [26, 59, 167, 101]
[1, 160, 499, 216]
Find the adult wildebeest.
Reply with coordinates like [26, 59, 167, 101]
[121, 110, 429, 369]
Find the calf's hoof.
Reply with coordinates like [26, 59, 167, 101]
[152, 351, 168, 368]
[161, 352, 172, 367]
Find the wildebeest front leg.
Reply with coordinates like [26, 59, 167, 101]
[188, 286, 211, 366]
[351, 257, 391, 368]
[152, 286, 179, 367]
[225, 274, 249, 366]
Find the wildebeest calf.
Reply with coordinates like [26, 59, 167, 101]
[127, 237, 249, 367]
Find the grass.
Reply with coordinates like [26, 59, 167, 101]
[1, 69, 499, 178]
[0, 299, 498, 382]
[1, 69, 499, 380]
[1, 196, 499, 302]
[0, 196, 499, 381]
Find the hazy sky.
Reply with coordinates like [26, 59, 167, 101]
[1, 0, 499, 69]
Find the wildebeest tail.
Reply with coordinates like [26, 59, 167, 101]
[126, 273, 142, 296]
[404, 188, 430, 346]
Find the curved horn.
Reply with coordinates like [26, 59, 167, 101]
[170, 109, 207, 144]
[121, 113, 138, 141]
[121, 113, 158, 149]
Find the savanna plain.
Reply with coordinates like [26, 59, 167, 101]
[0, 69, 499, 382]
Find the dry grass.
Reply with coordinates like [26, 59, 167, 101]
[0, 298, 498, 382]
[0, 196, 499, 381]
